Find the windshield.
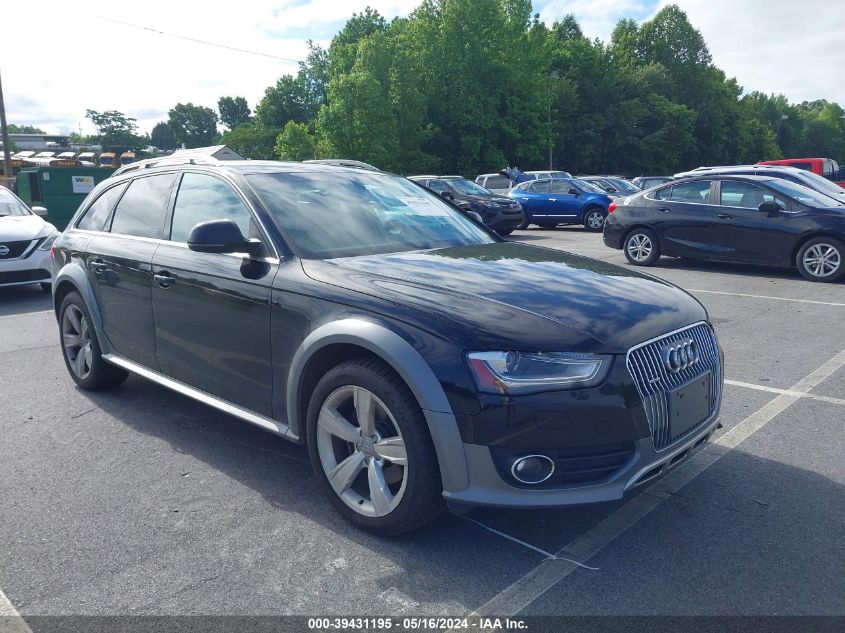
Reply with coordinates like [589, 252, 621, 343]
[246, 171, 496, 259]
[606, 178, 639, 193]
[766, 179, 845, 208]
[0, 188, 32, 217]
[100, 156, 114, 165]
[570, 178, 606, 194]
[794, 169, 845, 197]
[447, 179, 493, 196]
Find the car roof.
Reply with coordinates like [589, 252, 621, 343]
[674, 165, 807, 178]
[408, 174, 464, 180]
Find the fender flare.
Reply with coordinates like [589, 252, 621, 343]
[287, 318, 469, 493]
[53, 263, 112, 355]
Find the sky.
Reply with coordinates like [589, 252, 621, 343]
[2, 0, 844, 136]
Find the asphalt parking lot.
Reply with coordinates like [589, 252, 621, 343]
[1, 228, 843, 622]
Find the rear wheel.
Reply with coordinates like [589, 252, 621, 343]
[624, 228, 660, 266]
[59, 291, 128, 390]
[796, 237, 844, 282]
[306, 357, 444, 535]
[583, 207, 606, 232]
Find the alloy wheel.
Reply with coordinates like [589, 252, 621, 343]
[627, 233, 653, 262]
[62, 304, 93, 380]
[316, 386, 408, 518]
[586, 210, 604, 230]
[802, 243, 841, 278]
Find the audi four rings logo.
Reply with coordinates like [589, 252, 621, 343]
[0, 245, 9, 256]
[661, 338, 700, 372]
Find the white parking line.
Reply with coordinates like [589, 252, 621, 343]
[0, 587, 31, 632]
[686, 289, 845, 307]
[725, 379, 845, 407]
[463, 348, 845, 619]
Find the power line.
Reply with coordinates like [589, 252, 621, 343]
[86, 13, 302, 63]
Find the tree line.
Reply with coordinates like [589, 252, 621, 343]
[73, 1, 845, 176]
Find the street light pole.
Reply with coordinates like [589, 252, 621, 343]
[547, 70, 559, 171]
[0, 69, 14, 187]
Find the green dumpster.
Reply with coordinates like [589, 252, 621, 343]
[15, 167, 112, 230]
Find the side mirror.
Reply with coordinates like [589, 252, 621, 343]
[439, 190, 454, 200]
[31, 206, 48, 217]
[187, 219, 261, 255]
[758, 201, 781, 214]
[567, 187, 579, 195]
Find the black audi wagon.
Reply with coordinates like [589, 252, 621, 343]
[52, 157, 724, 534]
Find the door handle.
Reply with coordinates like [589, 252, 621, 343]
[717, 213, 733, 219]
[521, 197, 529, 201]
[658, 207, 672, 213]
[154, 272, 175, 288]
[90, 259, 107, 274]
[548, 198, 556, 201]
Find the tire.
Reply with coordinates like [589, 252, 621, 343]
[539, 222, 558, 229]
[517, 216, 530, 230]
[583, 207, 606, 232]
[623, 228, 661, 266]
[796, 237, 845, 282]
[306, 357, 444, 536]
[40, 282, 52, 292]
[59, 291, 128, 390]
[496, 227, 514, 236]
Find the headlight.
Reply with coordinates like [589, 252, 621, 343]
[466, 351, 611, 395]
[38, 229, 59, 250]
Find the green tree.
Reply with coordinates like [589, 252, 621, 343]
[8, 124, 47, 134]
[217, 96, 252, 129]
[255, 75, 313, 128]
[150, 121, 176, 150]
[167, 103, 218, 148]
[220, 123, 278, 159]
[275, 121, 317, 161]
[85, 109, 144, 152]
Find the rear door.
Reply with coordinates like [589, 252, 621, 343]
[85, 173, 176, 369]
[711, 180, 792, 264]
[647, 180, 715, 257]
[151, 171, 276, 416]
[514, 179, 554, 221]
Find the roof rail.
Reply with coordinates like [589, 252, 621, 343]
[111, 155, 221, 177]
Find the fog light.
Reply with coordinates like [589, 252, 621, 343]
[510, 455, 555, 485]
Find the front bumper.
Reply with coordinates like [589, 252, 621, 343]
[482, 205, 524, 231]
[0, 246, 52, 287]
[444, 413, 720, 508]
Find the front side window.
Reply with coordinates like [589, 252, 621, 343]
[427, 180, 450, 194]
[170, 173, 253, 243]
[76, 183, 128, 231]
[550, 180, 576, 194]
[109, 174, 176, 239]
[246, 171, 495, 259]
[668, 180, 712, 204]
[719, 181, 785, 209]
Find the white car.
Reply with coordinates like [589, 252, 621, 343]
[0, 186, 58, 291]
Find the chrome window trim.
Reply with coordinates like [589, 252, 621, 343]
[69, 228, 281, 265]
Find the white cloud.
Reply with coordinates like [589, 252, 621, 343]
[536, 0, 655, 41]
[663, 0, 845, 104]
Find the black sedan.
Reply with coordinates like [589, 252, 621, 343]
[604, 175, 845, 282]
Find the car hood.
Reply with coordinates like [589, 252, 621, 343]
[0, 215, 52, 241]
[458, 193, 517, 206]
[301, 242, 707, 353]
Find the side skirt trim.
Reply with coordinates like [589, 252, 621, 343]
[103, 354, 289, 437]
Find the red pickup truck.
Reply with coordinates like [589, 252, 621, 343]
[757, 158, 845, 188]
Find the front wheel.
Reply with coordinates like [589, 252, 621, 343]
[583, 208, 606, 232]
[306, 357, 444, 535]
[624, 228, 661, 266]
[496, 227, 514, 236]
[796, 237, 844, 282]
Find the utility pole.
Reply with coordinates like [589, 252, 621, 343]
[0, 69, 14, 188]
[547, 70, 559, 171]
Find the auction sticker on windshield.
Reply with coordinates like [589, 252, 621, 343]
[397, 196, 450, 216]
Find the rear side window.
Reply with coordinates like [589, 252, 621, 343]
[668, 181, 711, 203]
[170, 173, 253, 242]
[76, 184, 127, 231]
[528, 180, 549, 194]
[483, 176, 509, 190]
[109, 174, 175, 239]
